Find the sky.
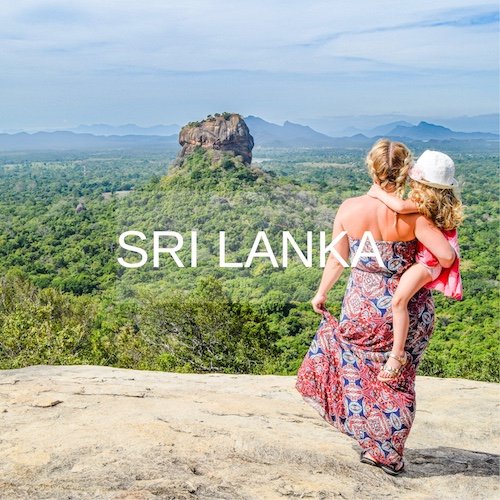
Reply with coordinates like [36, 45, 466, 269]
[0, 0, 498, 131]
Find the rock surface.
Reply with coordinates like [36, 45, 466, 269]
[173, 113, 254, 168]
[0, 365, 498, 499]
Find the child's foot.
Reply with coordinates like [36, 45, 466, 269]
[377, 352, 408, 382]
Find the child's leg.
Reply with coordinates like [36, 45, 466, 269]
[378, 264, 433, 379]
[391, 263, 432, 354]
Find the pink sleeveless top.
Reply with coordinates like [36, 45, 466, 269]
[416, 228, 463, 300]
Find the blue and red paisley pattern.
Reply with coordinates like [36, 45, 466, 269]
[295, 236, 435, 468]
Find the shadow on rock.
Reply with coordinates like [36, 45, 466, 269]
[404, 447, 499, 478]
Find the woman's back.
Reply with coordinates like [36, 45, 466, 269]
[337, 194, 456, 269]
[339, 194, 418, 242]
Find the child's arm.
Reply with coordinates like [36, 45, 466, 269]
[367, 183, 419, 214]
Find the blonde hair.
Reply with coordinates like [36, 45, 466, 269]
[366, 138, 413, 198]
[408, 180, 464, 230]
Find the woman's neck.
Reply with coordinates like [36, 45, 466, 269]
[382, 185, 397, 194]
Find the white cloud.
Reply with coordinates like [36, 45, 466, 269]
[1, 0, 497, 73]
[0, 0, 497, 126]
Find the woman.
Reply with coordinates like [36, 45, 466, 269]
[295, 139, 455, 475]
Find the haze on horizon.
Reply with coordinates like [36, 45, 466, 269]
[0, 1, 498, 132]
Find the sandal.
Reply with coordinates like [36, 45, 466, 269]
[360, 451, 379, 467]
[377, 352, 408, 382]
[380, 461, 405, 476]
[360, 451, 405, 476]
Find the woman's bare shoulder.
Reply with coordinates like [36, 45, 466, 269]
[338, 195, 379, 212]
[339, 194, 372, 206]
[335, 196, 383, 229]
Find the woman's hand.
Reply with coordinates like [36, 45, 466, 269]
[311, 292, 327, 314]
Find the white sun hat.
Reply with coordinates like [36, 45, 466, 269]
[408, 150, 458, 189]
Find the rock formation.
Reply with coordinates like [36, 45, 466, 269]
[75, 202, 86, 213]
[0, 365, 498, 499]
[173, 112, 254, 168]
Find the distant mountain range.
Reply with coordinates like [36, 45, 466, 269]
[343, 121, 414, 137]
[0, 131, 179, 152]
[70, 123, 181, 136]
[0, 115, 498, 152]
[244, 116, 336, 147]
[242, 117, 498, 146]
[299, 113, 500, 136]
[385, 121, 498, 141]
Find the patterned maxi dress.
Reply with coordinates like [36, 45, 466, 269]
[295, 236, 435, 467]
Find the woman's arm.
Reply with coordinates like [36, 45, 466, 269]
[311, 203, 349, 313]
[414, 215, 456, 268]
[367, 183, 419, 214]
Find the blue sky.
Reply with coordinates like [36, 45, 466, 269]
[0, 1, 498, 131]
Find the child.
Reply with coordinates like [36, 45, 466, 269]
[367, 150, 464, 382]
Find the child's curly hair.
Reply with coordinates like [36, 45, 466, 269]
[366, 138, 413, 199]
[408, 180, 464, 230]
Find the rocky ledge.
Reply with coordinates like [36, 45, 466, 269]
[0, 365, 498, 499]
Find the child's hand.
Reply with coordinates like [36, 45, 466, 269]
[367, 184, 383, 199]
